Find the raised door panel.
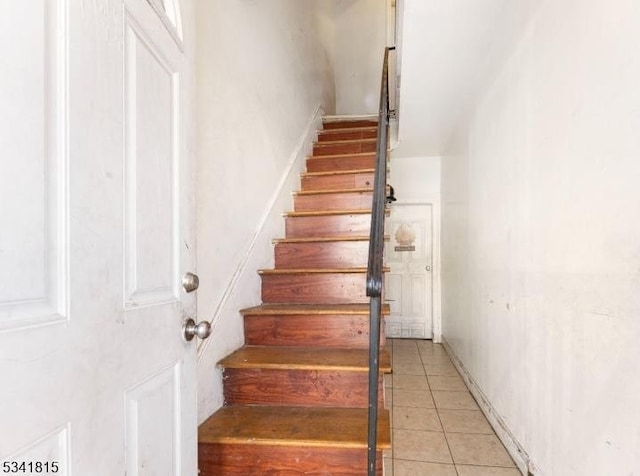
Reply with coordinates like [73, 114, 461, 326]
[0, 1, 77, 464]
[384, 272, 402, 316]
[124, 12, 180, 308]
[125, 363, 182, 476]
[0, 0, 67, 330]
[0, 426, 70, 476]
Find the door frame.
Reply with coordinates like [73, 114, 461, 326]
[389, 198, 442, 342]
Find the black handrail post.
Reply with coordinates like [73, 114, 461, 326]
[366, 295, 382, 474]
[366, 47, 391, 476]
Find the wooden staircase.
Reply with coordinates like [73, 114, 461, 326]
[198, 118, 392, 475]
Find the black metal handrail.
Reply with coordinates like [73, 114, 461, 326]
[365, 46, 394, 476]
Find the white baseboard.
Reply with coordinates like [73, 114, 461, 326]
[442, 337, 533, 476]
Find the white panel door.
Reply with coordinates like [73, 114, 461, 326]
[0, 1, 198, 475]
[385, 203, 434, 339]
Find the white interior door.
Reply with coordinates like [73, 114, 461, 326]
[385, 203, 434, 339]
[0, 1, 198, 475]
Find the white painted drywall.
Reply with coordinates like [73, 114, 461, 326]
[195, 0, 334, 423]
[389, 155, 440, 201]
[330, 0, 387, 115]
[441, 0, 640, 473]
[394, 0, 536, 156]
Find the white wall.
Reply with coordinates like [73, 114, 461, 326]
[195, 0, 334, 423]
[441, 0, 640, 474]
[330, 0, 386, 115]
[389, 155, 440, 200]
[395, 0, 536, 156]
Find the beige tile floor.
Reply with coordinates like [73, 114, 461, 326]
[384, 339, 521, 476]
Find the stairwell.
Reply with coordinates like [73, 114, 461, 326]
[198, 118, 392, 475]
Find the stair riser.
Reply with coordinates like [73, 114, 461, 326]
[318, 129, 378, 142]
[274, 241, 369, 268]
[261, 273, 368, 304]
[323, 120, 378, 129]
[306, 155, 376, 172]
[244, 314, 385, 348]
[294, 191, 373, 212]
[285, 214, 371, 238]
[223, 368, 385, 408]
[301, 171, 375, 191]
[313, 141, 377, 156]
[198, 444, 384, 476]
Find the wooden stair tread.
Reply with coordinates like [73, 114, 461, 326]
[302, 168, 375, 177]
[258, 267, 389, 275]
[314, 138, 377, 146]
[272, 235, 389, 244]
[323, 115, 377, 120]
[284, 208, 371, 217]
[285, 208, 390, 218]
[199, 405, 391, 449]
[273, 235, 368, 243]
[318, 126, 377, 134]
[307, 152, 376, 160]
[240, 303, 391, 316]
[219, 345, 392, 372]
[322, 118, 378, 128]
[294, 187, 372, 196]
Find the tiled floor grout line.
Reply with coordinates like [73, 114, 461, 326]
[417, 342, 461, 476]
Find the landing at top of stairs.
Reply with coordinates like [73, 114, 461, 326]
[322, 117, 378, 129]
